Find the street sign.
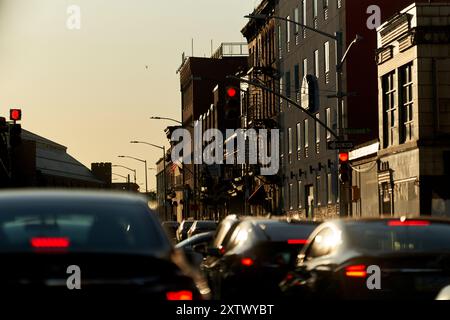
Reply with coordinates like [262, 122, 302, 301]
[328, 141, 354, 150]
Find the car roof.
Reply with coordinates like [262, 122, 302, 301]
[0, 189, 149, 206]
[328, 216, 450, 226]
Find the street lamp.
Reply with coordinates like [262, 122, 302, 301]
[112, 165, 137, 183]
[130, 141, 167, 219]
[150, 116, 182, 125]
[118, 155, 148, 194]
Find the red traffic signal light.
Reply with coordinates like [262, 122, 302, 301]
[338, 152, 350, 183]
[339, 152, 349, 163]
[226, 87, 238, 99]
[10, 109, 22, 121]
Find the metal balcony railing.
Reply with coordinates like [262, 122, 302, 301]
[212, 43, 248, 59]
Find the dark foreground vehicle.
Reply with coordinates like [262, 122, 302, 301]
[280, 217, 450, 300]
[201, 218, 319, 300]
[0, 190, 210, 299]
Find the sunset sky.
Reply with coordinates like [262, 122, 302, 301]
[0, 0, 256, 190]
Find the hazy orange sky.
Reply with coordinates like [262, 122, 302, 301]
[0, 0, 257, 190]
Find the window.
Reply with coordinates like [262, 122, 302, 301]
[382, 72, 397, 148]
[325, 108, 332, 140]
[279, 77, 284, 106]
[286, 71, 291, 98]
[323, 0, 329, 20]
[294, 64, 300, 100]
[278, 25, 282, 59]
[324, 42, 330, 74]
[400, 63, 414, 143]
[302, 58, 308, 79]
[289, 183, 294, 210]
[302, 0, 307, 38]
[327, 173, 333, 204]
[313, 0, 318, 18]
[315, 113, 321, 144]
[304, 119, 309, 149]
[294, 8, 300, 34]
[316, 175, 321, 206]
[286, 16, 291, 52]
[314, 50, 319, 78]
[298, 180, 303, 208]
[297, 123, 301, 152]
[288, 127, 293, 163]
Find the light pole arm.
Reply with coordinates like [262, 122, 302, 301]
[150, 117, 183, 125]
[246, 14, 338, 41]
[230, 76, 340, 140]
[338, 35, 363, 71]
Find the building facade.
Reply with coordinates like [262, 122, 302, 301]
[241, 0, 282, 216]
[276, 0, 442, 220]
[178, 43, 248, 219]
[376, 2, 450, 217]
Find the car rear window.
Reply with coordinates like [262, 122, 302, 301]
[196, 221, 216, 229]
[346, 221, 450, 253]
[181, 221, 194, 230]
[0, 202, 170, 255]
[260, 223, 318, 242]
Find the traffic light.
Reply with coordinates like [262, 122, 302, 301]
[224, 85, 240, 123]
[338, 152, 350, 183]
[9, 123, 22, 148]
[10, 109, 22, 122]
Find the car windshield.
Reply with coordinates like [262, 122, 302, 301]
[346, 221, 450, 253]
[0, 202, 170, 255]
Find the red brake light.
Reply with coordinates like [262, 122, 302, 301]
[388, 220, 430, 227]
[166, 290, 193, 301]
[287, 239, 309, 245]
[31, 237, 70, 249]
[345, 265, 367, 278]
[241, 258, 254, 267]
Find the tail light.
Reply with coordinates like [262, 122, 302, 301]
[287, 239, 309, 245]
[388, 220, 430, 227]
[31, 237, 70, 249]
[345, 265, 367, 278]
[241, 257, 254, 267]
[166, 290, 193, 301]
